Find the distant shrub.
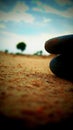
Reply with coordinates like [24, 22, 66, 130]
[34, 50, 43, 55]
[16, 52, 21, 55]
[5, 50, 8, 53]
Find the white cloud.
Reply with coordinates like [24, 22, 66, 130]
[0, 23, 6, 28]
[43, 17, 52, 23]
[13, 1, 29, 13]
[34, 17, 52, 27]
[0, 11, 35, 23]
[0, 1, 35, 23]
[33, 7, 41, 12]
[55, 0, 73, 6]
[33, 1, 73, 18]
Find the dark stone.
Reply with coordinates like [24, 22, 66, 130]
[45, 34, 73, 54]
[49, 54, 73, 80]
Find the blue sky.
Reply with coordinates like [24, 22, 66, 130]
[0, 0, 73, 55]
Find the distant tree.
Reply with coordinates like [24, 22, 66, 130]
[16, 42, 26, 52]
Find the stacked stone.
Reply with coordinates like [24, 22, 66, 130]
[45, 34, 73, 81]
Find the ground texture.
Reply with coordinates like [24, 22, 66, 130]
[0, 52, 73, 129]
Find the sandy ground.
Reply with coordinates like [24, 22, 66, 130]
[0, 52, 73, 129]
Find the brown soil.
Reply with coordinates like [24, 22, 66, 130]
[0, 52, 73, 129]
